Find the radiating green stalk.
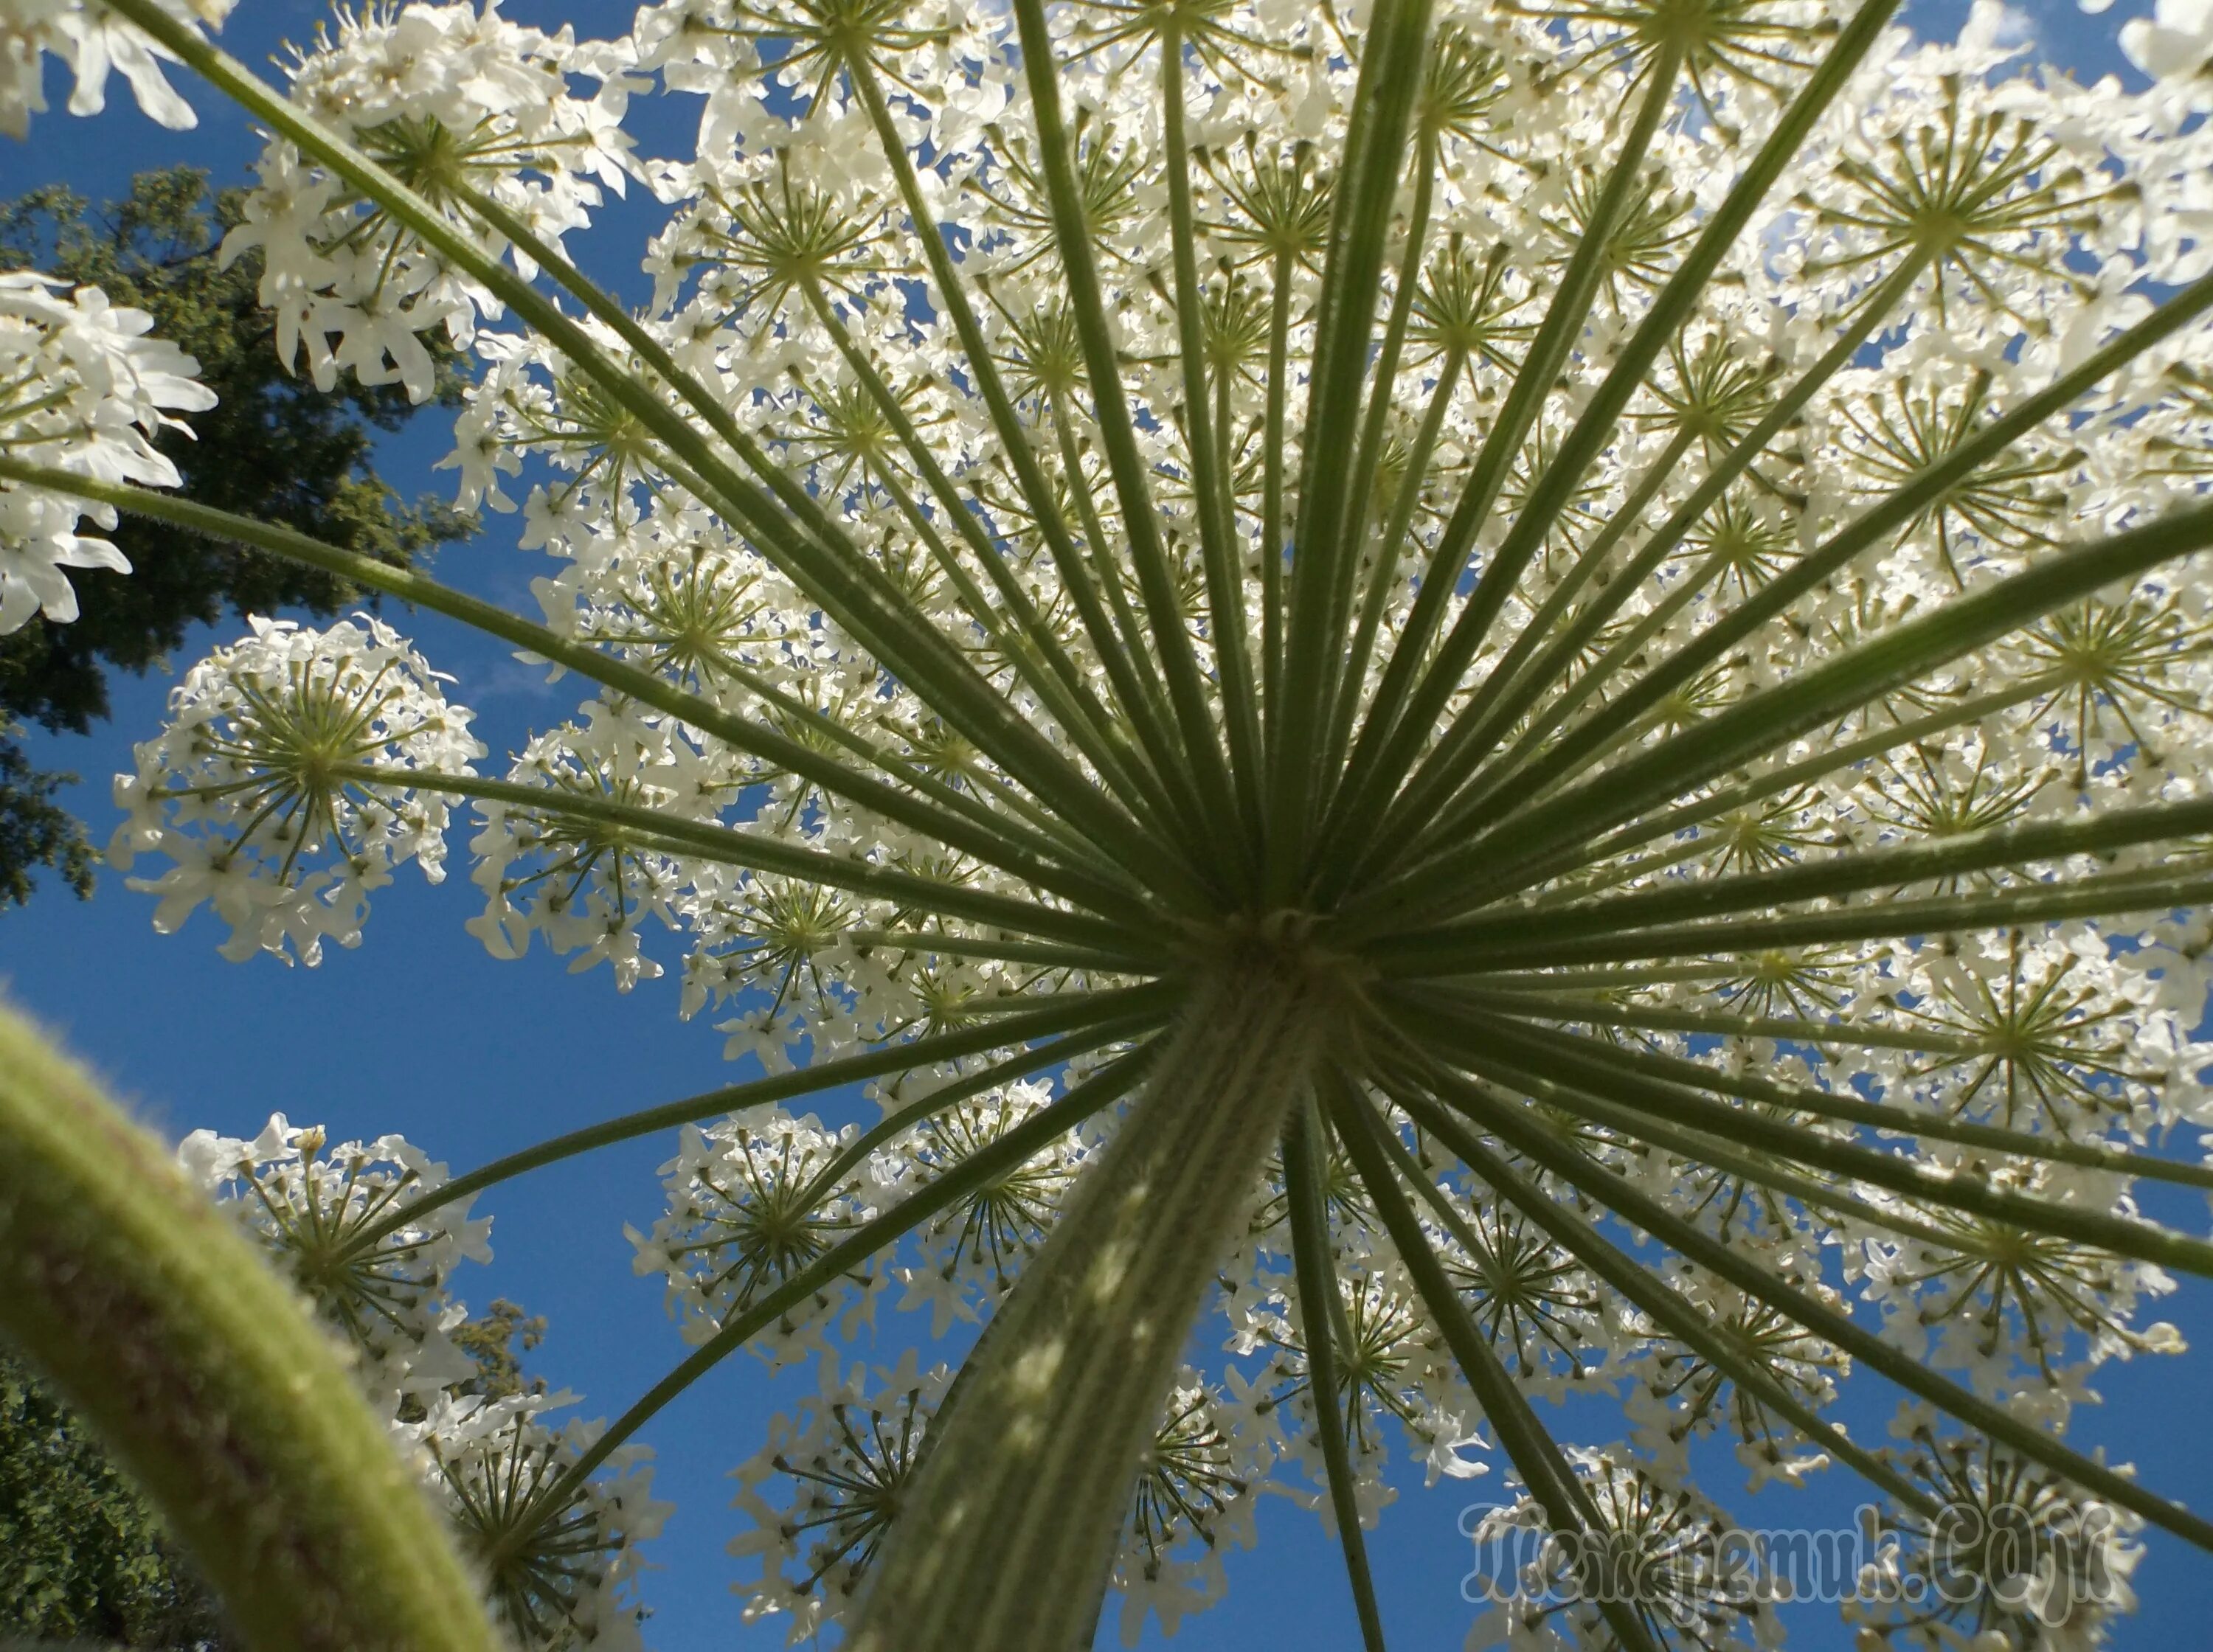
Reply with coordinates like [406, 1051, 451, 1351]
[1336, 0, 1908, 871]
[1433, 1013, 2213, 1194]
[792, 1015, 1159, 1210]
[467, 187, 1175, 892]
[1315, 138, 1441, 774]
[1447, 1046, 2014, 1255]
[529, 1043, 1160, 1520]
[1319, 36, 1683, 854]
[1331, 1080, 1668, 1652]
[349, 985, 1175, 1250]
[839, 63, 1209, 844]
[1388, 863, 2213, 974]
[1519, 831, 1720, 911]
[1435, 423, 1697, 746]
[1438, 675, 2063, 913]
[0, 455, 1139, 920]
[1380, 1080, 1937, 1511]
[1376, 253, 1933, 871]
[29, 5, 1163, 889]
[1486, 262, 2213, 814]
[1423, 1062, 2213, 1552]
[1284, 1095, 1390, 1652]
[1322, 341, 1466, 791]
[1348, 498, 2213, 929]
[1008, 0, 1249, 879]
[1039, 380, 1205, 837]
[109, 0, 1194, 907]
[848, 948, 1337, 1652]
[1430, 1014, 2213, 1280]
[660, 602, 1128, 884]
[344, 766, 1161, 953]
[0, 1004, 502, 1652]
[801, 279, 1190, 840]
[838, 927, 1151, 971]
[1163, 21, 1266, 843]
[1379, 794, 2213, 968]
[1268, 0, 1438, 898]
[460, 192, 1131, 827]
[1261, 242, 1296, 718]
[1428, 989, 2009, 1055]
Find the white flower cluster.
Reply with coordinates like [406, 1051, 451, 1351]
[0, 270, 213, 630]
[221, 0, 642, 400]
[2119, 0, 2213, 111]
[179, 1111, 493, 1409]
[730, 1347, 1261, 1648]
[1843, 1406, 2146, 1652]
[0, 0, 232, 136]
[112, 614, 484, 963]
[19, 0, 2213, 1640]
[625, 1105, 882, 1363]
[1467, 1451, 1787, 1652]
[729, 1350, 952, 1645]
[401, 1386, 670, 1652]
[180, 1112, 668, 1650]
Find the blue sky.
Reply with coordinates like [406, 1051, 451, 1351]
[4, 1, 2211, 1647]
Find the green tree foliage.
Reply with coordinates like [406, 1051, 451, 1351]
[0, 1301, 544, 1651]
[449, 1299, 548, 1403]
[0, 1345, 229, 1652]
[0, 167, 468, 907]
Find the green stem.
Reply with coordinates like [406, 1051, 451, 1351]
[1376, 253, 1932, 877]
[1040, 381, 1201, 828]
[1285, 1094, 1390, 1652]
[1163, 21, 1266, 843]
[1427, 990, 2000, 1055]
[1387, 862, 2213, 974]
[0, 453, 1146, 920]
[1379, 795, 2213, 968]
[1333, 1080, 1669, 1652]
[340, 766, 1157, 954]
[800, 280, 1182, 840]
[1485, 263, 2213, 816]
[1437, 1015, 2213, 1280]
[1006, 0, 1250, 877]
[1447, 1047, 1992, 1254]
[1321, 38, 1684, 856]
[0, 1003, 501, 1652]
[1316, 136, 1440, 781]
[1434, 675, 2062, 914]
[106, 0, 1196, 912]
[846, 948, 1337, 1651]
[1430, 1013, 2213, 1194]
[1268, 0, 1438, 900]
[1261, 243, 1295, 723]
[460, 188, 1167, 888]
[839, 49, 1205, 843]
[1335, 0, 1914, 878]
[1322, 340, 1466, 793]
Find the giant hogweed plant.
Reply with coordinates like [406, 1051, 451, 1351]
[4, 0, 2213, 1646]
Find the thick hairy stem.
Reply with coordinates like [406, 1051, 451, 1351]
[0, 1002, 500, 1652]
[846, 948, 1340, 1651]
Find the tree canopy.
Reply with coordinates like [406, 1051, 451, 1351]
[0, 167, 466, 907]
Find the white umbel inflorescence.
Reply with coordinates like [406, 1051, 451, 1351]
[112, 614, 484, 962]
[181, 1111, 669, 1649]
[0, 0, 234, 136]
[0, 270, 214, 630]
